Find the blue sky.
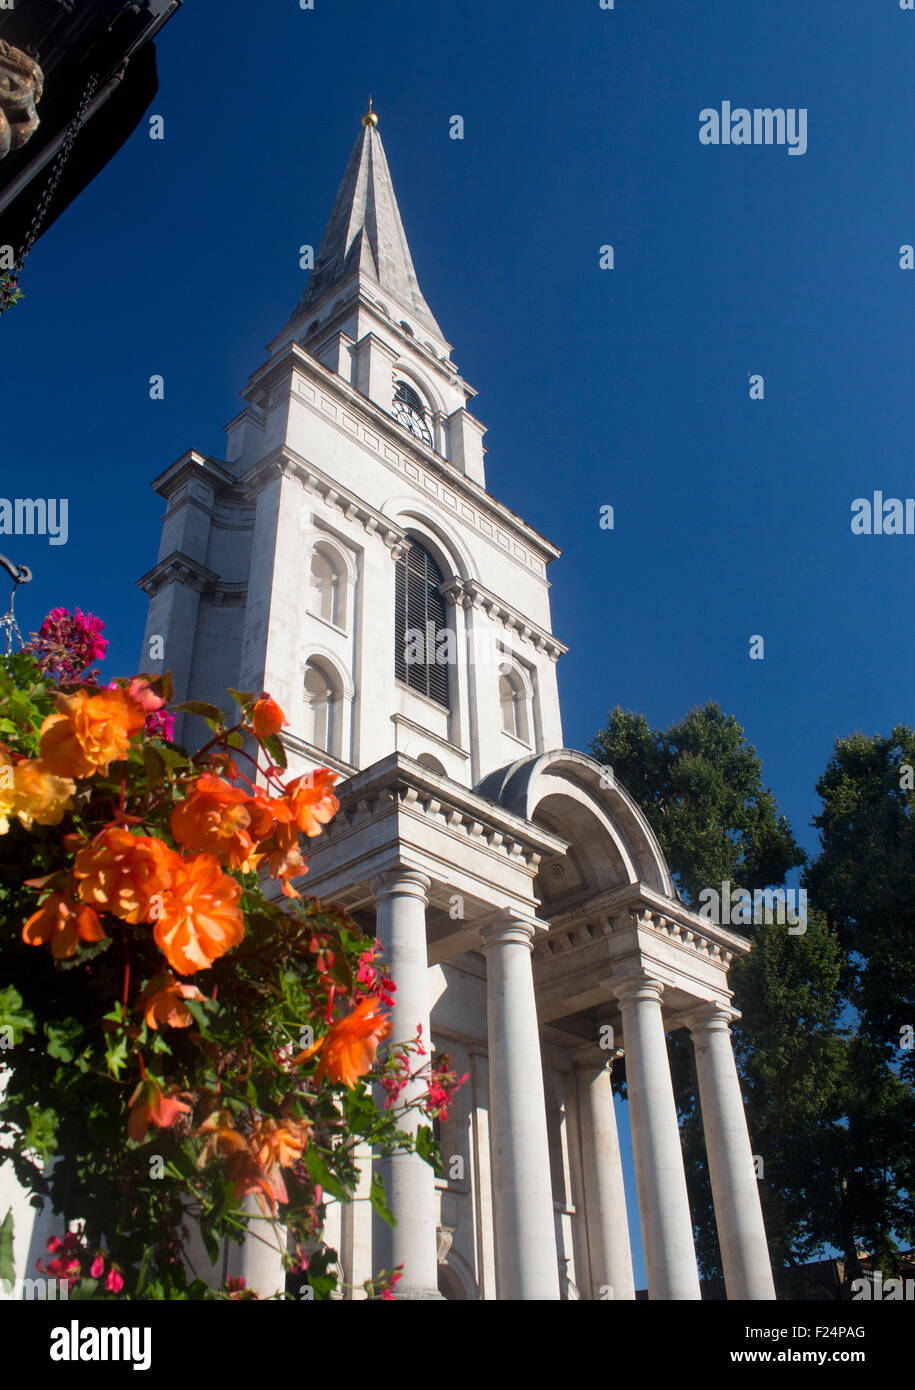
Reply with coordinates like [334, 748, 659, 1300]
[2, 0, 913, 1288]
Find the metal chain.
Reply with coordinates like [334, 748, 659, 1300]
[0, 71, 98, 311]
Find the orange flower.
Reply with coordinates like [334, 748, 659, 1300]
[22, 892, 106, 959]
[74, 827, 178, 924]
[297, 997, 391, 1090]
[153, 852, 244, 974]
[252, 694, 287, 741]
[263, 840, 307, 899]
[0, 753, 15, 832]
[195, 1109, 247, 1166]
[226, 1152, 289, 1214]
[248, 1117, 311, 1173]
[10, 758, 74, 829]
[170, 774, 257, 868]
[127, 1077, 192, 1142]
[244, 785, 286, 841]
[39, 687, 146, 778]
[283, 769, 339, 839]
[137, 971, 205, 1029]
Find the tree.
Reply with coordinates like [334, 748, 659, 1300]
[591, 702, 805, 908]
[806, 726, 915, 1084]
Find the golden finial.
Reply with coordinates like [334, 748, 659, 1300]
[362, 95, 378, 128]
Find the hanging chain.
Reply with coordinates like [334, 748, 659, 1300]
[0, 71, 98, 313]
[0, 587, 23, 656]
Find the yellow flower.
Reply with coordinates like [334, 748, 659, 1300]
[12, 759, 75, 829]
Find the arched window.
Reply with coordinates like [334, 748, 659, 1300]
[304, 660, 335, 753]
[393, 379, 425, 415]
[500, 666, 529, 742]
[394, 541, 449, 708]
[309, 547, 341, 625]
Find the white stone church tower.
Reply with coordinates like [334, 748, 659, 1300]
[137, 106, 776, 1302]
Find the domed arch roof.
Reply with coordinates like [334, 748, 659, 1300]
[476, 748, 674, 899]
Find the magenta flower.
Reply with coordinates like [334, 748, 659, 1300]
[27, 607, 108, 683]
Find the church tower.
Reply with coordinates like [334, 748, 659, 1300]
[137, 107, 776, 1304]
[140, 100, 565, 786]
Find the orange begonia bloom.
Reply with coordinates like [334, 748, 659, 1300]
[10, 758, 75, 830]
[137, 971, 205, 1030]
[244, 785, 285, 842]
[283, 770, 339, 839]
[74, 827, 178, 924]
[249, 1117, 311, 1173]
[22, 892, 106, 959]
[39, 687, 146, 779]
[297, 997, 391, 1090]
[264, 840, 308, 899]
[252, 694, 286, 741]
[170, 774, 257, 869]
[226, 1152, 289, 1213]
[195, 1109, 247, 1167]
[127, 1078, 192, 1143]
[0, 754, 15, 832]
[152, 852, 244, 974]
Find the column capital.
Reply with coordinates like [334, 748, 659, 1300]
[479, 910, 542, 955]
[683, 1000, 737, 1037]
[371, 867, 431, 905]
[610, 970, 665, 1007]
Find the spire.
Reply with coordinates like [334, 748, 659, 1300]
[291, 106, 443, 337]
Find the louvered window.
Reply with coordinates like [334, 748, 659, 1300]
[395, 542, 450, 708]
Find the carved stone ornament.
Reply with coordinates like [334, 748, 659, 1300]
[436, 1226, 454, 1265]
[0, 40, 43, 160]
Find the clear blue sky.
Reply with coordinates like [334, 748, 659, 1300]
[2, 0, 913, 1288]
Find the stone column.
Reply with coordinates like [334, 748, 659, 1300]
[687, 1004, 776, 1300]
[574, 1055, 635, 1300]
[481, 914, 560, 1300]
[614, 973, 700, 1300]
[371, 868, 441, 1299]
[224, 1197, 287, 1296]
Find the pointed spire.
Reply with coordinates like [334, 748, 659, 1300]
[291, 107, 443, 337]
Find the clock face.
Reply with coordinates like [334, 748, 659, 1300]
[392, 396, 432, 447]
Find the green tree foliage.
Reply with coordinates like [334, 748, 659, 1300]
[591, 703, 805, 907]
[806, 726, 915, 1083]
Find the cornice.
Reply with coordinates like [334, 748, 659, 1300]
[136, 550, 218, 598]
[241, 445, 409, 556]
[320, 752, 569, 872]
[149, 450, 240, 501]
[531, 881, 752, 966]
[439, 577, 568, 661]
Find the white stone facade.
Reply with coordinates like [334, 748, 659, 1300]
[1, 112, 777, 1302]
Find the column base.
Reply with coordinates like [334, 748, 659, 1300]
[385, 1285, 445, 1300]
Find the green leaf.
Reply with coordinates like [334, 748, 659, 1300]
[0, 1209, 14, 1287]
[25, 1106, 57, 1161]
[369, 1172, 395, 1227]
[45, 1018, 83, 1064]
[143, 745, 166, 787]
[175, 701, 226, 725]
[0, 986, 35, 1046]
[304, 1147, 349, 1203]
[262, 733, 287, 770]
[415, 1123, 440, 1174]
[227, 689, 255, 711]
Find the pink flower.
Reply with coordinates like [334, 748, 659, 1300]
[144, 708, 175, 740]
[105, 1268, 124, 1293]
[90, 1254, 105, 1278]
[28, 608, 107, 682]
